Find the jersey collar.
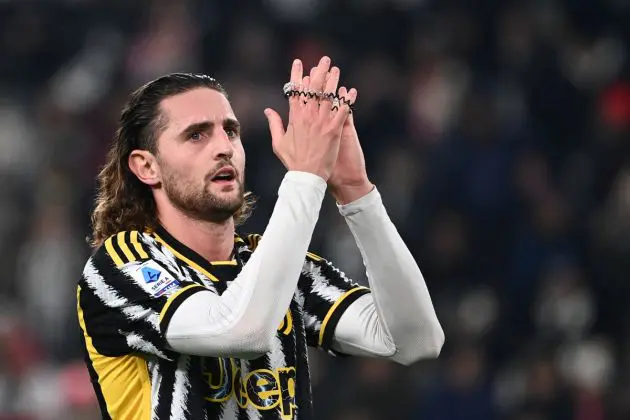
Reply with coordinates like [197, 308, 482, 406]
[151, 224, 244, 278]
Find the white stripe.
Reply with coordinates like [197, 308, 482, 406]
[126, 333, 168, 359]
[267, 329, 287, 372]
[143, 234, 184, 275]
[148, 360, 162, 420]
[169, 355, 191, 419]
[83, 260, 160, 330]
[302, 310, 322, 333]
[244, 402, 262, 420]
[304, 263, 346, 303]
[218, 398, 238, 420]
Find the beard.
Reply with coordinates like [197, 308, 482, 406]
[161, 165, 245, 224]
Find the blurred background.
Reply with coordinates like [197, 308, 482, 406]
[0, 0, 629, 419]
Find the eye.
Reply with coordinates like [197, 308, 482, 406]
[225, 128, 239, 138]
[189, 131, 202, 141]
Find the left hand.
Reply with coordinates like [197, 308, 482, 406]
[328, 86, 374, 204]
[299, 64, 374, 204]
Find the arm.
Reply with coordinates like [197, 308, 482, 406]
[165, 172, 326, 358]
[80, 172, 327, 361]
[332, 187, 445, 365]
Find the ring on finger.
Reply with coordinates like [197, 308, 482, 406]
[320, 92, 335, 102]
[283, 82, 299, 97]
[302, 89, 322, 100]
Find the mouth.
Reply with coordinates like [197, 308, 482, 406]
[210, 166, 237, 184]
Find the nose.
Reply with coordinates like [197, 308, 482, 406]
[214, 128, 234, 160]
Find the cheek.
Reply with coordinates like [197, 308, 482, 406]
[161, 160, 196, 188]
[233, 142, 246, 174]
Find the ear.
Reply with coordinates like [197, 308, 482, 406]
[128, 150, 160, 186]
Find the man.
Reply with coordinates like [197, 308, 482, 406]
[78, 56, 444, 420]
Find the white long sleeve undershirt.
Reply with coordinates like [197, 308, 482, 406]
[164, 173, 444, 365]
[331, 188, 445, 365]
[165, 171, 326, 359]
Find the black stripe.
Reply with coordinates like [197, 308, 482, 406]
[80, 282, 134, 356]
[125, 231, 143, 261]
[247, 233, 261, 251]
[283, 302, 314, 420]
[154, 359, 176, 419]
[211, 264, 241, 289]
[159, 285, 205, 334]
[189, 357, 219, 419]
[293, 305, 314, 420]
[80, 331, 112, 420]
[300, 291, 334, 323]
[320, 289, 371, 351]
[78, 286, 112, 419]
[110, 233, 129, 265]
[236, 359, 250, 420]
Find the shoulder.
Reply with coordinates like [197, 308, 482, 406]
[83, 230, 182, 295]
[91, 230, 155, 269]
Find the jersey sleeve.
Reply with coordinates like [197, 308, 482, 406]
[77, 231, 207, 359]
[298, 252, 371, 354]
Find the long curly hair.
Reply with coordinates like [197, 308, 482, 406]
[90, 73, 255, 249]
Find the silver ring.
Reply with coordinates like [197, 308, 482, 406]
[304, 89, 321, 99]
[283, 82, 298, 96]
[331, 98, 340, 109]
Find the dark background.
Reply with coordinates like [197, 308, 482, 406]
[0, 0, 629, 419]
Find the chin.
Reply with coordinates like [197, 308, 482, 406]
[210, 189, 244, 207]
[213, 188, 241, 202]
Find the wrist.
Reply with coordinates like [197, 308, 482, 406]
[330, 180, 374, 205]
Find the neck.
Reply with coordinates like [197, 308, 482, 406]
[157, 203, 236, 263]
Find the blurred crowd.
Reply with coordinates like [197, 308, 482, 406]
[1, 0, 629, 419]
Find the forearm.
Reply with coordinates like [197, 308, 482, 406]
[165, 171, 326, 358]
[336, 188, 444, 364]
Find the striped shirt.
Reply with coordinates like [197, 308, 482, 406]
[77, 225, 370, 420]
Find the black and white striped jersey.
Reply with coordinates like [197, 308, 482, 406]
[77, 225, 370, 420]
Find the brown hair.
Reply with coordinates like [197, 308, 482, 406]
[90, 73, 255, 248]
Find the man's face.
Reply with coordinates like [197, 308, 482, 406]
[155, 88, 246, 223]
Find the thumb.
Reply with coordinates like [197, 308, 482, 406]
[264, 108, 285, 147]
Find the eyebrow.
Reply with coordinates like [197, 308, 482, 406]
[179, 118, 241, 138]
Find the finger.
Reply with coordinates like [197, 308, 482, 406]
[346, 88, 358, 105]
[307, 57, 330, 115]
[324, 67, 340, 95]
[321, 67, 340, 114]
[264, 108, 285, 151]
[332, 91, 352, 127]
[344, 88, 357, 121]
[310, 56, 330, 92]
[306, 66, 320, 114]
[307, 57, 330, 116]
[290, 59, 303, 84]
[288, 59, 303, 111]
[300, 75, 311, 110]
[334, 86, 348, 113]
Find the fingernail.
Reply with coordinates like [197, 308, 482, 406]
[293, 59, 301, 66]
[321, 56, 330, 64]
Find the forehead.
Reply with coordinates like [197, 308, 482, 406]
[160, 88, 235, 130]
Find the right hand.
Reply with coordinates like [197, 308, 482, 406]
[264, 56, 351, 181]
